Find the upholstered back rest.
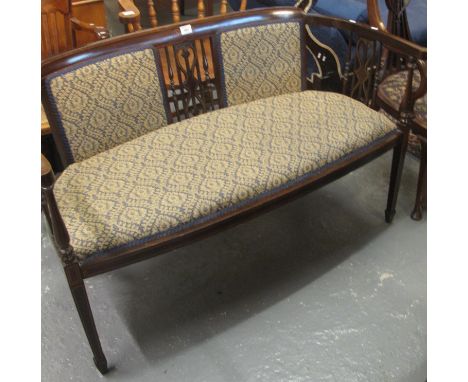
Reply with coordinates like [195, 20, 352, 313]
[219, 22, 303, 107]
[43, 49, 168, 163]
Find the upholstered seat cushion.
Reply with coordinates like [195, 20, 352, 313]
[54, 90, 396, 261]
[378, 70, 427, 123]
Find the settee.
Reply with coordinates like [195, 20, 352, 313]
[41, 7, 426, 373]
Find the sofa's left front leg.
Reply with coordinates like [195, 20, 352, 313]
[64, 263, 109, 374]
[385, 131, 408, 223]
[42, 153, 109, 374]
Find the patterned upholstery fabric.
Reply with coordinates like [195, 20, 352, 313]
[54, 90, 396, 261]
[220, 22, 302, 106]
[45, 49, 168, 163]
[378, 70, 427, 122]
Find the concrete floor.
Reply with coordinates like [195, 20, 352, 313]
[41, 151, 426, 382]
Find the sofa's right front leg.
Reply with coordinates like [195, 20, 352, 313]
[385, 133, 408, 223]
[64, 263, 109, 374]
[411, 136, 427, 221]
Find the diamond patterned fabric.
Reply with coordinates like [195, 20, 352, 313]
[53, 90, 396, 260]
[45, 49, 168, 162]
[220, 22, 302, 106]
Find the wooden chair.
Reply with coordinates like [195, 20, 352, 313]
[118, 0, 247, 32]
[367, 0, 427, 220]
[41, 0, 110, 60]
[42, 0, 111, 172]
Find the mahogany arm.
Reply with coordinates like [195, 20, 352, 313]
[399, 58, 426, 118]
[367, 0, 387, 32]
[70, 17, 110, 40]
[41, 154, 75, 265]
[118, 0, 142, 31]
[305, 14, 426, 61]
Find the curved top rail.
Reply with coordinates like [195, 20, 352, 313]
[41, 7, 305, 78]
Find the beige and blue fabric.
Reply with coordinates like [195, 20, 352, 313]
[379, 70, 427, 122]
[53, 90, 396, 260]
[220, 22, 302, 106]
[45, 49, 167, 162]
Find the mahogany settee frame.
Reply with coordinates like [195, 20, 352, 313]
[41, 8, 427, 373]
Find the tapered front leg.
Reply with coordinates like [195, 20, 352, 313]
[411, 137, 427, 221]
[385, 133, 408, 223]
[65, 263, 109, 374]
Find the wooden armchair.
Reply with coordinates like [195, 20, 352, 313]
[367, 0, 427, 220]
[118, 0, 247, 32]
[41, 0, 110, 60]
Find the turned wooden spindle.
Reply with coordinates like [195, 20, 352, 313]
[171, 0, 181, 23]
[147, 0, 157, 27]
[197, 0, 205, 18]
[220, 0, 228, 15]
[240, 0, 247, 11]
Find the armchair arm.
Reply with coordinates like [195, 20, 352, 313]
[41, 154, 75, 265]
[303, 14, 426, 128]
[118, 0, 142, 33]
[70, 17, 110, 41]
[399, 58, 426, 118]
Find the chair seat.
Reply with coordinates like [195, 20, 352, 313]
[378, 70, 427, 125]
[54, 90, 396, 261]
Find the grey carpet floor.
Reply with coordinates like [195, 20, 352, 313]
[42, 151, 426, 382]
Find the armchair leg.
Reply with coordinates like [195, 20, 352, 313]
[64, 263, 109, 374]
[411, 137, 427, 221]
[385, 133, 408, 223]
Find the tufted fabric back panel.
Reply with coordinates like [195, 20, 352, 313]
[219, 22, 303, 107]
[43, 49, 168, 163]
